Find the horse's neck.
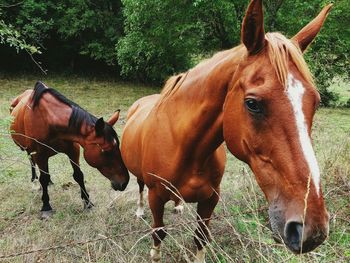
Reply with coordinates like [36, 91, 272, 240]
[37, 93, 72, 129]
[160, 47, 243, 161]
[38, 94, 91, 145]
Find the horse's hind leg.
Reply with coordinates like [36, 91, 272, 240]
[135, 178, 145, 217]
[149, 189, 167, 263]
[35, 157, 54, 219]
[28, 154, 41, 191]
[29, 153, 54, 185]
[68, 145, 93, 209]
[194, 189, 220, 263]
[29, 154, 38, 182]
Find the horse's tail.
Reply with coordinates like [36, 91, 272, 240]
[126, 100, 141, 121]
[9, 96, 20, 113]
[9, 89, 34, 114]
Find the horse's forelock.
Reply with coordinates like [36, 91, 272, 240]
[265, 32, 314, 88]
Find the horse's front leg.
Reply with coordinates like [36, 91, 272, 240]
[194, 189, 220, 263]
[136, 178, 145, 217]
[67, 145, 93, 209]
[148, 189, 167, 263]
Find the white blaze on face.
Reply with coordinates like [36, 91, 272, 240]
[286, 74, 320, 195]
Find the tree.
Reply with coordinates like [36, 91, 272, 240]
[0, 9, 40, 55]
[117, 0, 204, 83]
[0, 0, 123, 70]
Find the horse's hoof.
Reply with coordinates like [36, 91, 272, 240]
[84, 201, 94, 210]
[150, 245, 161, 262]
[40, 210, 54, 220]
[193, 247, 206, 263]
[173, 205, 184, 214]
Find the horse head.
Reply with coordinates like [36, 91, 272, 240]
[223, 0, 331, 253]
[83, 110, 130, 191]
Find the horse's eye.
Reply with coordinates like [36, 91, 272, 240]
[245, 98, 262, 114]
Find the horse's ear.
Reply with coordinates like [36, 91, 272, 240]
[95, 117, 105, 136]
[241, 0, 266, 55]
[107, 110, 120, 126]
[292, 4, 333, 53]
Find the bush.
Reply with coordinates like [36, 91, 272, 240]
[117, 0, 203, 83]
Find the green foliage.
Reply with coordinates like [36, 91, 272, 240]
[117, 0, 204, 83]
[12, 0, 55, 44]
[55, 0, 123, 65]
[191, 0, 245, 49]
[1, 0, 123, 66]
[117, 0, 247, 83]
[0, 17, 40, 54]
[275, 0, 350, 106]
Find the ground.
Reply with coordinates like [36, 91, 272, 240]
[0, 75, 349, 262]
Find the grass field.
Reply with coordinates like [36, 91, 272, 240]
[0, 75, 349, 263]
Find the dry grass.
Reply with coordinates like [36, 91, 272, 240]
[0, 75, 349, 262]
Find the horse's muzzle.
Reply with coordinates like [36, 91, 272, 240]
[283, 220, 328, 253]
[111, 180, 129, 191]
[269, 206, 329, 253]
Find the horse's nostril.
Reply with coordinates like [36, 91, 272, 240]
[285, 221, 303, 252]
[111, 180, 128, 191]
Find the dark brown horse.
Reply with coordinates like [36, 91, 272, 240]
[121, 0, 332, 261]
[10, 82, 129, 218]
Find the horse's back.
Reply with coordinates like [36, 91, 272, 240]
[121, 94, 160, 178]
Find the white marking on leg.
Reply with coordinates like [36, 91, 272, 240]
[174, 201, 184, 214]
[286, 74, 320, 195]
[150, 244, 161, 262]
[32, 179, 41, 192]
[135, 191, 144, 218]
[194, 247, 206, 263]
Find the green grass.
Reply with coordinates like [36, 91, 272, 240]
[0, 75, 349, 262]
[328, 77, 350, 107]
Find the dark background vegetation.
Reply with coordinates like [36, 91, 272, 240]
[0, 0, 349, 106]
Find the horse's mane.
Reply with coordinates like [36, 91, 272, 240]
[265, 32, 314, 87]
[157, 32, 314, 105]
[31, 81, 98, 134]
[156, 72, 188, 107]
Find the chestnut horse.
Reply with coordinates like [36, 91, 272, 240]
[10, 82, 129, 218]
[122, 0, 332, 261]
